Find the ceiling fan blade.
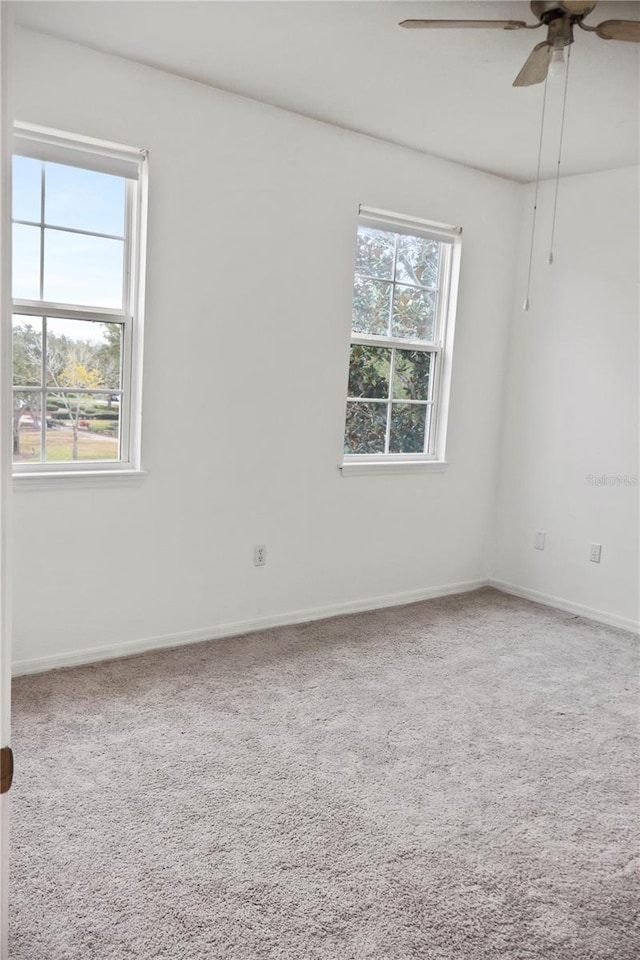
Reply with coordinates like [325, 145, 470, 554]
[513, 41, 552, 87]
[594, 20, 640, 42]
[399, 19, 528, 31]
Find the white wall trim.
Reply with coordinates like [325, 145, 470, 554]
[340, 460, 448, 477]
[13, 469, 148, 491]
[12, 578, 487, 676]
[489, 578, 640, 635]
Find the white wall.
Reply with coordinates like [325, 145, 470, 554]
[491, 166, 639, 629]
[10, 28, 521, 670]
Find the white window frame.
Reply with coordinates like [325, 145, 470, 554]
[11, 122, 148, 481]
[341, 206, 462, 475]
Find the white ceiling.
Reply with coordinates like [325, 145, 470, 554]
[10, 0, 640, 181]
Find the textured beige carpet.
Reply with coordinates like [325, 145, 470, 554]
[9, 588, 640, 959]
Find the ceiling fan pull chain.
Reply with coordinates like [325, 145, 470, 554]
[548, 44, 572, 266]
[524, 74, 550, 311]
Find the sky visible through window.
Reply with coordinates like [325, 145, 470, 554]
[12, 156, 126, 338]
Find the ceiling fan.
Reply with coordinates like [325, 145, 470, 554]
[400, 2, 640, 86]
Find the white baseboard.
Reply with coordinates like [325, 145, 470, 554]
[14, 576, 638, 676]
[12, 577, 488, 676]
[489, 578, 640, 635]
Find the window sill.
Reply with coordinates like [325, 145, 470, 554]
[340, 460, 449, 477]
[13, 469, 148, 491]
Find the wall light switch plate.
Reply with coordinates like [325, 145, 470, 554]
[589, 543, 602, 563]
[534, 531, 546, 551]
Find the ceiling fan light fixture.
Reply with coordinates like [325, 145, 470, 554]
[548, 44, 566, 78]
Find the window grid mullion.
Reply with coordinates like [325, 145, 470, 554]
[426, 349, 440, 456]
[44, 388, 122, 396]
[347, 397, 434, 407]
[433, 239, 447, 343]
[118, 302, 133, 461]
[422, 374, 432, 455]
[388, 234, 399, 338]
[41, 317, 47, 460]
[13, 218, 126, 243]
[39, 164, 45, 301]
[355, 271, 438, 296]
[385, 348, 396, 455]
[40, 389, 46, 463]
[122, 179, 133, 315]
[427, 351, 437, 406]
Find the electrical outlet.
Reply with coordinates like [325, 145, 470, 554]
[589, 543, 602, 563]
[534, 531, 546, 551]
[254, 544, 267, 567]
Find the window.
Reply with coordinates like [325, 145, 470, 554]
[343, 207, 461, 470]
[11, 123, 147, 476]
